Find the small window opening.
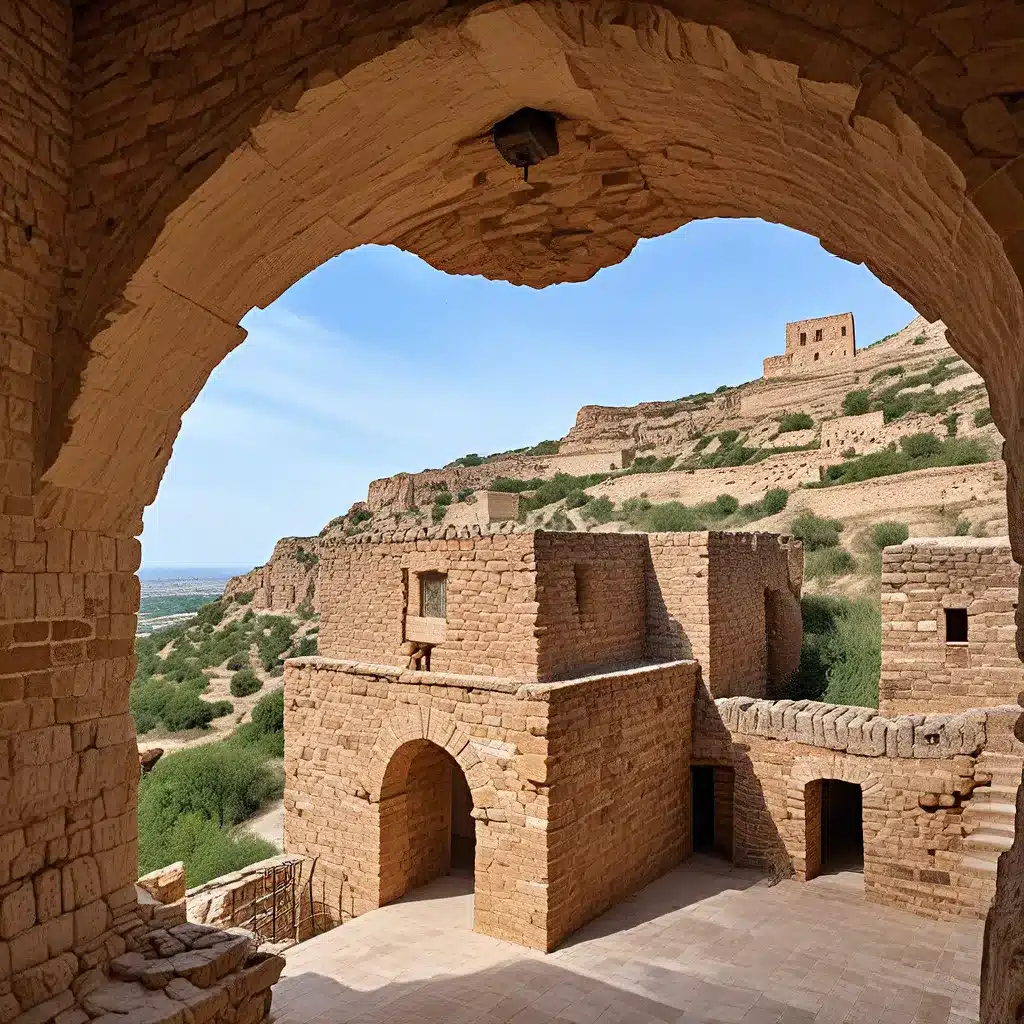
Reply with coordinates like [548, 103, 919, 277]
[813, 352, 820, 361]
[420, 572, 447, 619]
[945, 608, 968, 643]
[815, 328, 823, 342]
[841, 325, 847, 337]
[799, 332, 806, 345]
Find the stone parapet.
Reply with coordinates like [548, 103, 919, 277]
[712, 696, 1010, 759]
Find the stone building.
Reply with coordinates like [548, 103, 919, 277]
[223, 537, 320, 613]
[763, 313, 856, 378]
[283, 526, 802, 951]
[880, 537, 1024, 715]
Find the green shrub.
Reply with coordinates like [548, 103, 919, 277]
[454, 453, 485, 467]
[813, 436, 990, 488]
[870, 365, 904, 383]
[899, 432, 942, 458]
[581, 496, 615, 524]
[230, 669, 261, 698]
[209, 700, 233, 718]
[760, 488, 789, 516]
[292, 634, 318, 657]
[693, 436, 712, 452]
[944, 413, 959, 437]
[430, 502, 447, 524]
[517, 472, 611, 513]
[234, 591, 254, 606]
[490, 476, 544, 493]
[790, 511, 843, 550]
[457, 488, 474, 502]
[250, 687, 284, 737]
[526, 440, 560, 456]
[225, 652, 249, 672]
[717, 429, 739, 447]
[955, 519, 971, 536]
[777, 412, 813, 433]
[842, 390, 871, 416]
[434, 490, 453, 506]
[974, 407, 993, 427]
[640, 502, 704, 532]
[872, 521, 909, 549]
[804, 546, 855, 581]
[564, 490, 590, 509]
[349, 508, 372, 525]
[912, 335, 926, 345]
[782, 597, 879, 707]
[543, 509, 576, 532]
[703, 494, 739, 518]
[625, 454, 677, 474]
[160, 688, 217, 731]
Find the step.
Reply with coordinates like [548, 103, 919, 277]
[964, 830, 1014, 854]
[959, 855, 999, 877]
[968, 805, 1018, 826]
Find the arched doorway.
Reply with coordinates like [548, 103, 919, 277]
[804, 779, 864, 879]
[378, 739, 476, 905]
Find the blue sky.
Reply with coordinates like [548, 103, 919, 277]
[141, 218, 915, 568]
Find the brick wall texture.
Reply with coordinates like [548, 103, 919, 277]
[283, 657, 698, 951]
[318, 527, 802, 693]
[695, 696, 1024, 921]
[3, 0, 1024, 1019]
[880, 538, 1024, 714]
[763, 313, 856, 377]
[223, 536, 319, 613]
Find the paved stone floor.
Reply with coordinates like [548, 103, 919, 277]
[271, 857, 982, 1024]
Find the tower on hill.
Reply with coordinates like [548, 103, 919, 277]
[763, 312, 856, 378]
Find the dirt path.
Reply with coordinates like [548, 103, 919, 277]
[244, 798, 284, 847]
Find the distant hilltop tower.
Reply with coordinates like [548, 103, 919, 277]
[763, 312, 856, 378]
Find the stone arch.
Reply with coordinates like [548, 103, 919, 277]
[789, 758, 883, 881]
[377, 738, 477, 905]
[5, 1, 1024, 1018]
[365, 709, 493, 805]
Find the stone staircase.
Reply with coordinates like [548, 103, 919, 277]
[961, 752, 1024, 879]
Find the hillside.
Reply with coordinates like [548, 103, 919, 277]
[225, 314, 1002, 601]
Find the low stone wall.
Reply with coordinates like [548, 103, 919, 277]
[696, 695, 1023, 920]
[186, 855, 306, 942]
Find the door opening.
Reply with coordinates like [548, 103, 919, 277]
[821, 779, 863, 873]
[691, 766, 733, 859]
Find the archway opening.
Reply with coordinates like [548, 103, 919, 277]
[690, 765, 734, 861]
[806, 779, 864, 879]
[378, 739, 475, 905]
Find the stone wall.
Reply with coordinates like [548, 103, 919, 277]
[317, 529, 541, 680]
[542, 661, 697, 943]
[283, 657, 698, 951]
[880, 538, 1024, 714]
[223, 537, 319, 613]
[645, 532, 803, 698]
[696, 696, 1024, 920]
[785, 313, 856, 371]
[820, 410, 886, 454]
[534, 532, 648, 681]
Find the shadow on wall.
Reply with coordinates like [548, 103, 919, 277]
[691, 686, 792, 878]
[643, 547, 694, 660]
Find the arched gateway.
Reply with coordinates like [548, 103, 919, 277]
[3, 2, 1024, 1022]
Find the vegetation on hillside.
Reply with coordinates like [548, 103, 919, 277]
[781, 596, 881, 708]
[811, 434, 990, 489]
[137, 688, 285, 885]
[777, 412, 813, 433]
[130, 599, 314, 735]
[841, 356, 979, 424]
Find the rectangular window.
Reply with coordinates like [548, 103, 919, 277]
[815, 328, 823, 342]
[800, 332, 806, 345]
[945, 608, 968, 644]
[841, 325, 847, 337]
[420, 572, 447, 619]
[814, 352, 819, 361]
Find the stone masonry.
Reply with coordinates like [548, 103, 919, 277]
[763, 313, 857, 378]
[318, 527, 802, 692]
[3, 1, 1024, 1021]
[880, 538, 1024, 715]
[694, 695, 1024, 922]
[223, 537, 320, 614]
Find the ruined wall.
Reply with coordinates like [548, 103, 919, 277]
[534, 532, 648, 681]
[644, 532, 802, 698]
[880, 538, 1024, 715]
[542, 661, 697, 946]
[697, 697, 1023, 920]
[820, 411, 886, 454]
[785, 313, 856, 370]
[707, 533, 803, 698]
[224, 537, 319, 613]
[317, 529, 540, 679]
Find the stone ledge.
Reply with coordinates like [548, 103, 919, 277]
[715, 697, 1019, 758]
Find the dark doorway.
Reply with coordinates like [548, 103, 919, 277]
[821, 779, 863, 872]
[692, 765, 715, 852]
[450, 765, 475, 874]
